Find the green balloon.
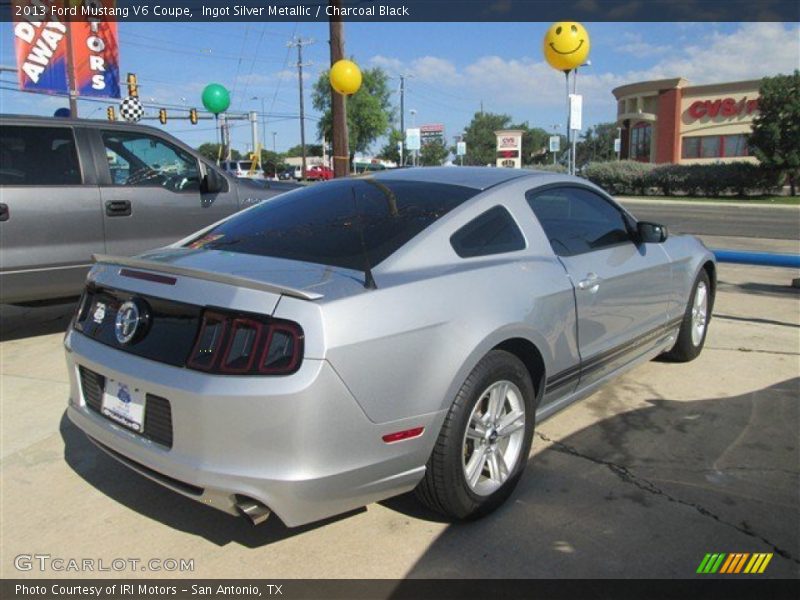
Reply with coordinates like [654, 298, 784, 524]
[201, 83, 231, 115]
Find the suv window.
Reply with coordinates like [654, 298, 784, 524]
[187, 178, 478, 270]
[101, 131, 200, 192]
[450, 206, 526, 258]
[0, 125, 81, 186]
[526, 187, 631, 256]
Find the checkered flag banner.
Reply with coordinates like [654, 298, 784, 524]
[119, 96, 144, 122]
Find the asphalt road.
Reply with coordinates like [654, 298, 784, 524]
[618, 199, 800, 241]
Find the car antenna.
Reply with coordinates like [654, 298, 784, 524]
[352, 186, 377, 290]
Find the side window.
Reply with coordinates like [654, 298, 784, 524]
[450, 205, 526, 258]
[526, 187, 631, 257]
[101, 131, 200, 192]
[0, 125, 81, 186]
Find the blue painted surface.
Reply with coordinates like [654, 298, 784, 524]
[713, 249, 800, 269]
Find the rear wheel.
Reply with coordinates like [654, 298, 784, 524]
[416, 350, 535, 519]
[664, 269, 711, 362]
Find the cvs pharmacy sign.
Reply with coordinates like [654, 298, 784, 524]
[686, 97, 759, 121]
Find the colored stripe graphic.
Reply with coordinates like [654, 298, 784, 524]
[698, 552, 773, 574]
[719, 553, 736, 573]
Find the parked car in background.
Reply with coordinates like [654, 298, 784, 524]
[305, 165, 334, 181]
[64, 167, 715, 528]
[220, 160, 262, 179]
[0, 114, 289, 305]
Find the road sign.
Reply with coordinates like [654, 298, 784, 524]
[614, 138, 621, 153]
[406, 128, 421, 151]
[456, 141, 466, 156]
[549, 136, 560, 152]
[569, 94, 583, 131]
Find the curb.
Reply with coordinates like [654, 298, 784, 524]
[616, 197, 800, 210]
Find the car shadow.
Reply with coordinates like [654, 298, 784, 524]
[59, 412, 365, 547]
[387, 378, 800, 578]
[0, 300, 78, 342]
[718, 279, 800, 299]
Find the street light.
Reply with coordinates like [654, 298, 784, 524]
[272, 131, 277, 153]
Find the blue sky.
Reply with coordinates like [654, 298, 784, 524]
[1, 21, 798, 154]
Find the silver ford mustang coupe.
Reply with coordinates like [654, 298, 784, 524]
[64, 167, 715, 527]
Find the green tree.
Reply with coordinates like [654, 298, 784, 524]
[749, 71, 800, 195]
[461, 113, 554, 166]
[514, 123, 551, 166]
[259, 149, 289, 177]
[197, 143, 241, 162]
[285, 143, 323, 157]
[462, 111, 511, 166]
[576, 122, 619, 166]
[378, 128, 404, 164]
[312, 65, 394, 159]
[420, 139, 450, 166]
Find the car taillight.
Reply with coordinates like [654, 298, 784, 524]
[187, 310, 304, 375]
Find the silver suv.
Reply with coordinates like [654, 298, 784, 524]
[0, 115, 287, 304]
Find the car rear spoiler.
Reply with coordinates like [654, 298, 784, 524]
[91, 254, 323, 301]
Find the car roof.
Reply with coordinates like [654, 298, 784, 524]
[1, 113, 172, 136]
[369, 166, 539, 190]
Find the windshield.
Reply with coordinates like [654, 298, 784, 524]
[185, 178, 478, 270]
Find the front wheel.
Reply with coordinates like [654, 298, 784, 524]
[415, 350, 535, 520]
[663, 269, 712, 362]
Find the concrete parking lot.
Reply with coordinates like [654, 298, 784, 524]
[1, 232, 798, 579]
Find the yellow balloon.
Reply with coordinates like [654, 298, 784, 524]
[543, 21, 591, 72]
[329, 59, 363, 95]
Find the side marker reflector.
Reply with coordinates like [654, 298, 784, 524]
[382, 427, 424, 443]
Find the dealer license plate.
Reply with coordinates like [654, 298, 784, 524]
[101, 379, 146, 433]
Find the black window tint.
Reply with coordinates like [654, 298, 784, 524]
[526, 187, 631, 256]
[450, 206, 525, 258]
[0, 125, 81, 185]
[101, 131, 200, 191]
[187, 178, 478, 270]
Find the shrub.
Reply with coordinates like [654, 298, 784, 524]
[526, 163, 568, 174]
[582, 160, 656, 195]
[582, 160, 781, 197]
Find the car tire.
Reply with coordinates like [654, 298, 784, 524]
[416, 349, 536, 520]
[663, 269, 712, 362]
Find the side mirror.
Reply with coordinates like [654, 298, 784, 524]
[201, 167, 226, 194]
[637, 221, 668, 244]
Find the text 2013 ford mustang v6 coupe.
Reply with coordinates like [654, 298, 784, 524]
[65, 167, 715, 526]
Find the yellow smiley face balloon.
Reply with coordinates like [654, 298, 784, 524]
[543, 21, 591, 72]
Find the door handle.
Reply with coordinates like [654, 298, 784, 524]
[105, 200, 131, 217]
[577, 272, 601, 293]
[0, 203, 8, 222]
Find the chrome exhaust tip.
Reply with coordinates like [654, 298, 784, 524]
[235, 496, 271, 526]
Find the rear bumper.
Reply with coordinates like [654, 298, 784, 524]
[65, 330, 444, 527]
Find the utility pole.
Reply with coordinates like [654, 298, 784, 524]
[64, 25, 78, 116]
[328, 1, 349, 177]
[288, 36, 314, 181]
[398, 73, 412, 166]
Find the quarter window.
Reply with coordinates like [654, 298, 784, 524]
[0, 125, 81, 185]
[450, 206, 526, 258]
[526, 187, 631, 256]
[101, 131, 200, 192]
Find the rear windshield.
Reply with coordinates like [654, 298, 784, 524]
[238, 162, 253, 170]
[186, 178, 477, 270]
